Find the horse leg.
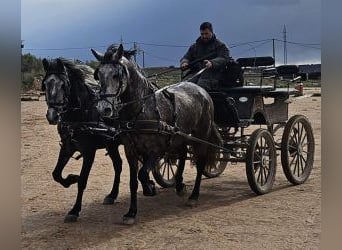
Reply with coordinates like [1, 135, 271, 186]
[138, 153, 159, 196]
[64, 149, 96, 223]
[103, 143, 122, 205]
[187, 148, 207, 207]
[52, 142, 79, 188]
[123, 155, 139, 225]
[175, 146, 187, 197]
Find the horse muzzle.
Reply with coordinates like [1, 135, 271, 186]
[97, 101, 114, 118]
[46, 107, 59, 125]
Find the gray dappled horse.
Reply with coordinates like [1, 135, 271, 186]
[42, 58, 123, 222]
[92, 44, 222, 224]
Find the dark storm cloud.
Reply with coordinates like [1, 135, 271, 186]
[244, 0, 300, 6]
[22, 0, 321, 66]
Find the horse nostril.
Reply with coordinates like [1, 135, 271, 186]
[104, 107, 112, 116]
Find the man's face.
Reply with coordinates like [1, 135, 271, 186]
[200, 28, 213, 43]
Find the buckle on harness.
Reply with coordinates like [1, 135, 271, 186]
[126, 121, 134, 129]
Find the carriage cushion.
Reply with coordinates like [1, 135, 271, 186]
[209, 92, 240, 126]
[218, 58, 244, 88]
[237, 57, 275, 67]
[219, 85, 274, 94]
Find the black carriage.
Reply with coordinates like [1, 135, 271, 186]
[153, 56, 315, 195]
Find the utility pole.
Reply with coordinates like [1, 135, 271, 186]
[133, 42, 137, 62]
[283, 25, 287, 65]
[142, 50, 145, 68]
[21, 40, 24, 85]
[272, 38, 275, 67]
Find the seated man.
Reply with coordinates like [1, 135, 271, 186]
[180, 22, 229, 91]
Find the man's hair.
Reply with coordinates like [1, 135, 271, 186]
[200, 22, 213, 32]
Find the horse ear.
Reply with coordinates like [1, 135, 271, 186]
[94, 68, 99, 80]
[42, 58, 49, 71]
[91, 49, 104, 62]
[56, 58, 64, 71]
[114, 44, 124, 61]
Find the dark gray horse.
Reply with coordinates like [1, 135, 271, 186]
[42, 58, 123, 222]
[92, 44, 222, 224]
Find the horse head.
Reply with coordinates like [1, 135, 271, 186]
[42, 58, 71, 124]
[91, 44, 132, 118]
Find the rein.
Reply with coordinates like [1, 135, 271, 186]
[146, 67, 181, 79]
[99, 68, 207, 110]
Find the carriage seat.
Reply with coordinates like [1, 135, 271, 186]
[208, 91, 241, 127]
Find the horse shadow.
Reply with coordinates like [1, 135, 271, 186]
[22, 176, 294, 249]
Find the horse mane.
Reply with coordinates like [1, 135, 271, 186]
[58, 58, 100, 90]
[103, 46, 156, 92]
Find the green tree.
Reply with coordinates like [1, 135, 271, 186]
[21, 53, 44, 91]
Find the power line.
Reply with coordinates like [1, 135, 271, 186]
[142, 50, 176, 63]
[138, 42, 188, 48]
[273, 38, 321, 49]
[22, 38, 320, 51]
[234, 40, 272, 57]
[230, 39, 272, 48]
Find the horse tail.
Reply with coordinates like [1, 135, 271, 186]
[207, 122, 223, 166]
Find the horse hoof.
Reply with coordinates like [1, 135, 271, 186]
[64, 214, 78, 223]
[103, 196, 115, 205]
[62, 174, 79, 188]
[176, 190, 186, 197]
[123, 216, 135, 225]
[185, 199, 198, 208]
[176, 185, 187, 197]
[142, 183, 157, 196]
[67, 174, 79, 183]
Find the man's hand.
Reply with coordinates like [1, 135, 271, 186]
[181, 62, 189, 70]
[204, 60, 213, 68]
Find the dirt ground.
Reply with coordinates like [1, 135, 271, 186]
[21, 88, 321, 249]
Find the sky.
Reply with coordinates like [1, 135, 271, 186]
[21, 0, 321, 67]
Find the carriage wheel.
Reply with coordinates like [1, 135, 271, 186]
[246, 128, 277, 195]
[281, 115, 315, 185]
[152, 157, 178, 188]
[203, 150, 229, 178]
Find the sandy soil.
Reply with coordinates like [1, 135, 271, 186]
[21, 88, 321, 249]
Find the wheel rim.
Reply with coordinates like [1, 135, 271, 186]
[253, 135, 273, 187]
[204, 151, 228, 175]
[287, 120, 312, 179]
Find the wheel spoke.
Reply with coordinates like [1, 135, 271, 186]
[289, 152, 297, 167]
[170, 164, 176, 177]
[253, 160, 261, 173]
[299, 154, 305, 174]
[291, 129, 298, 145]
[296, 153, 300, 177]
[257, 166, 261, 183]
[298, 123, 304, 144]
[300, 154, 307, 167]
[260, 166, 263, 185]
[292, 153, 298, 173]
[162, 162, 167, 177]
[167, 162, 170, 180]
[300, 132, 307, 146]
[296, 122, 301, 143]
[263, 167, 268, 184]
